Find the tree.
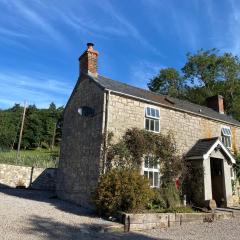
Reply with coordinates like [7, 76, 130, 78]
[149, 49, 240, 121]
[0, 103, 64, 150]
[148, 68, 184, 98]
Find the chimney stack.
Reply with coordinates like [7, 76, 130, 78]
[206, 95, 224, 114]
[79, 43, 99, 77]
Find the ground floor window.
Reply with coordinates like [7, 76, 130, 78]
[143, 155, 160, 188]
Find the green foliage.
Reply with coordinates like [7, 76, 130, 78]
[234, 155, 240, 181]
[161, 184, 181, 208]
[148, 68, 184, 98]
[149, 184, 180, 210]
[0, 102, 63, 150]
[148, 48, 240, 121]
[0, 148, 58, 168]
[183, 161, 204, 205]
[106, 128, 183, 186]
[96, 128, 184, 214]
[147, 189, 167, 210]
[93, 169, 154, 215]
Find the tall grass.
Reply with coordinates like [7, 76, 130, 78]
[0, 148, 59, 168]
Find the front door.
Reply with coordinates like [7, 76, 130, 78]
[210, 157, 226, 207]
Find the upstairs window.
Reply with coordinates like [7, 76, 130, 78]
[221, 126, 232, 148]
[143, 156, 160, 188]
[145, 107, 160, 133]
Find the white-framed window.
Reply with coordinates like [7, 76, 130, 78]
[145, 106, 160, 133]
[143, 155, 160, 188]
[221, 126, 232, 149]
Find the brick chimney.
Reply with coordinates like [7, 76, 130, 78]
[206, 95, 224, 114]
[79, 43, 99, 76]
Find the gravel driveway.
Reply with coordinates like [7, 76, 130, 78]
[0, 188, 240, 240]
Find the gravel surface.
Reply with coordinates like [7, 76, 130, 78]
[0, 188, 240, 240]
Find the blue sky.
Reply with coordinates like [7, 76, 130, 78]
[0, 0, 240, 109]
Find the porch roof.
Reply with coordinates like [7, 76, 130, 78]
[186, 137, 236, 164]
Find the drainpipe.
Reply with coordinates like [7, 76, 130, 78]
[103, 89, 111, 174]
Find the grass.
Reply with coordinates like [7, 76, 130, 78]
[0, 148, 59, 168]
[146, 206, 198, 213]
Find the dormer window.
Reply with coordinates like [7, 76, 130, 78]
[221, 126, 232, 148]
[145, 107, 160, 133]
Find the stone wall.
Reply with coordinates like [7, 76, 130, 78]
[56, 76, 105, 208]
[0, 164, 56, 190]
[108, 92, 240, 155]
[121, 211, 233, 231]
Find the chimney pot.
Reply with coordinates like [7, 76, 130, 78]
[87, 42, 94, 49]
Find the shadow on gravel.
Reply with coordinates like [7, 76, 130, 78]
[0, 185, 94, 217]
[25, 215, 170, 240]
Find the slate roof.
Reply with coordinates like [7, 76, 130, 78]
[185, 137, 219, 158]
[90, 74, 240, 126]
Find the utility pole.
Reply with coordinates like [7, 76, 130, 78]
[16, 102, 27, 164]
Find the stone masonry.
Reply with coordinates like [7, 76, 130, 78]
[107, 92, 240, 156]
[56, 76, 105, 208]
[0, 163, 56, 190]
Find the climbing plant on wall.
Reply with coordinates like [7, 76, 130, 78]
[105, 128, 184, 186]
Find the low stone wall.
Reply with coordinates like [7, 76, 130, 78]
[121, 211, 233, 231]
[0, 163, 56, 191]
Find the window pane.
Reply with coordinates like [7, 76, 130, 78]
[149, 172, 153, 186]
[150, 119, 154, 131]
[144, 171, 148, 178]
[145, 119, 150, 130]
[155, 120, 159, 132]
[147, 107, 150, 116]
[151, 108, 155, 117]
[156, 109, 160, 118]
[154, 172, 159, 187]
[227, 129, 232, 136]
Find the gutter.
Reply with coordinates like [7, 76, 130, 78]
[103, 88, 240, 128]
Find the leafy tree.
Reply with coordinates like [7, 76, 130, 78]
[0, 103, 63, 150]
[148, 68, 184, 98]
[148, 49, 240, 121]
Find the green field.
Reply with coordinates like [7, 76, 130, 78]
[0, 148, 59, 168]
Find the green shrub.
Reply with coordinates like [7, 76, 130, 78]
[161, 184, 181, 208]
[148, 189, 167, 210]
[148, 184, 180, 210]
[93, 169, 154, 215]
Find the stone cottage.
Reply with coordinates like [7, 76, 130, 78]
[57, 43, 240, 208]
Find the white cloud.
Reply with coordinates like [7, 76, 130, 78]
[0, 71, 72, 109]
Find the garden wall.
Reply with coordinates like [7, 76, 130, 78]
[0, 163, 56, 191]
[121, 211, 233, 231]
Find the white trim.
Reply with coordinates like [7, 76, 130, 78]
[187, 156, 203, 160]
[203, 139, 235, 164]
[221, 125, 232, 149]
[144, 105, 160, 133]
[143, 156, 160, 188]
